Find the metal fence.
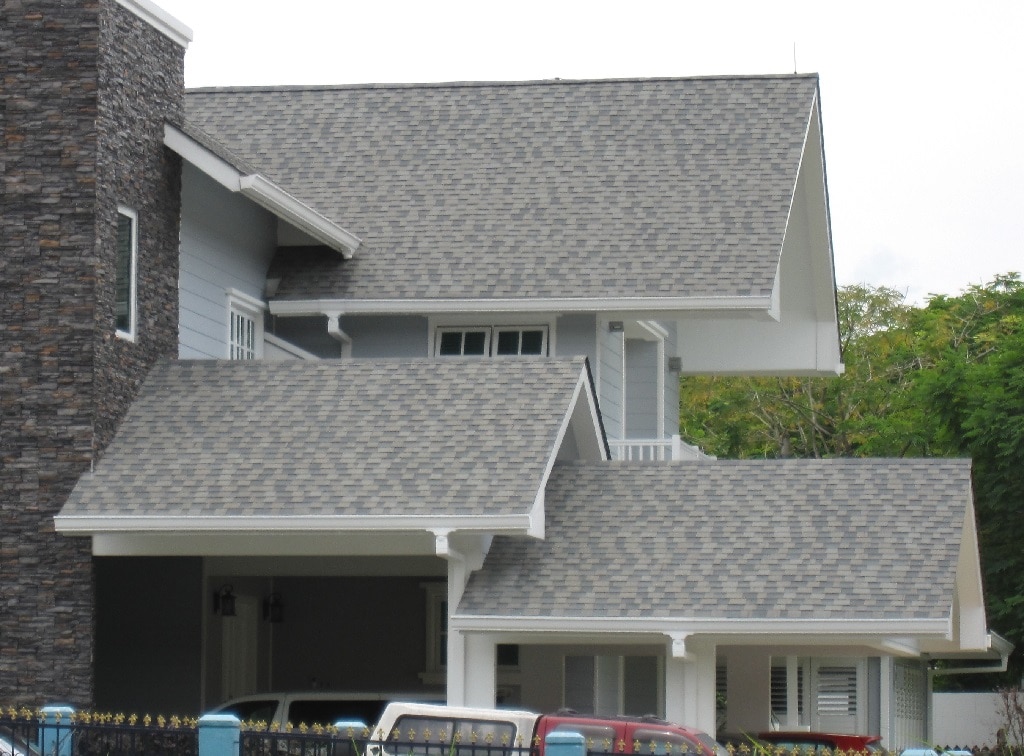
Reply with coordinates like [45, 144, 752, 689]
[0, 710, 197, 756]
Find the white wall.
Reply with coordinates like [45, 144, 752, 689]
[932, 692, 1004, 748]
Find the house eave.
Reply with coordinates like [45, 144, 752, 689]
[163, 124, 361, 258]
[54, 514, 533, 535]
[449, 614, 953, 639]
[268, 295, 778, 318]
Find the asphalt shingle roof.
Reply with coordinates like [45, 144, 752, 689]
[457, 459, 972, 621]
[60, 358, 587, 522]
[183, 75, 820, 302]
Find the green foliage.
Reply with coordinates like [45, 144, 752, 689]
[679, 273, 1024, 679]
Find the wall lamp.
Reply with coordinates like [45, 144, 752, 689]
[263, 592, 284, 623]
[213, 584, 236, 617]
[608, 321, 624, 333]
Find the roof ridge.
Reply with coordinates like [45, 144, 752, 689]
[185, 73, 819, 95]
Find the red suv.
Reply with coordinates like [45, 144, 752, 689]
[538, 712, 729, 756]
[757, 732, 884, 753]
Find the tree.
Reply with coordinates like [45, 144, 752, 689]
[680, 274, 1024, 680]
[678, 283, 924, 459]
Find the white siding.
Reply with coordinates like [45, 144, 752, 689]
[178, 163, 277, 359]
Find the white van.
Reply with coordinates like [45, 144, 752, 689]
[210, 691, 444, 727]
[368, 702, 540, 752]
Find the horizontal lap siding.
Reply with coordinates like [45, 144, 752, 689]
[178, 163, 277, 358]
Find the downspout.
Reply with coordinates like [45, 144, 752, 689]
[324, 312, 352, 358]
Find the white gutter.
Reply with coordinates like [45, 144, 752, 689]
[269, 295, 778, 317]
[449, 614, 952, 636]
[324, 312, 353, 357]
[929, 631, 1014, 676]
[238, 175, 361, 259]
[163, 124, 361, 259]
[54, 513, 534, 534]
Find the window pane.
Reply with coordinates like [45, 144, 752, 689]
[495, 331, 519, 355]
[463, 331, 487, 355]
[115, 213, 133, 332]
[438, 332, 463, 355]
[520, 329, 544, 354]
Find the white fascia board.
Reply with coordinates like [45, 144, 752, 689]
[449, 615, 952, 638]
[237, 175, 361, 259]
[53, 513, 533, 535]
[114, 0, 193, 48]
[164, 124, 243, 191]
[526, 369, 608, 538]
[163, 126, 361, 259]
[269, 295, 776, 318]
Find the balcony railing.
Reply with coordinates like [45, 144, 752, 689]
[608, 435, 713, 462]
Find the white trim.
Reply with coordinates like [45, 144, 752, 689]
[54, 513, 535, 534]
[163, 125, 242, 191]
[238, 175, 361, 258]
[226, 289, 266, 360]
[113, 0, 193, 48]
[263, 333, 321, 361]
[115, 206, 138, 342]
[449, 614, 952, 637]
[270, 295, 777, 317]
[163, 125, 361, 258]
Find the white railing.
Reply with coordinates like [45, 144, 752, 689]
[608, 435, 714, 461]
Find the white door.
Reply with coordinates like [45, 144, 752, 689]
[812, 659, 865, 733]
[221, 596, 259, 700]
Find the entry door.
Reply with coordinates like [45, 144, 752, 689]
[811, 659, 865, 733]
[221, 596, 259, 700]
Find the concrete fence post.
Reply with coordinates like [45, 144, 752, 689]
[199, 714, 242, 756]
[38, 706, 75, 756]
[545, 731, 586, 756]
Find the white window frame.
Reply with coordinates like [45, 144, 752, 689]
[115, 206, 138, 341]
[429, 316, 554, 357]
[226, 289, 266, 360]
[420, 582, 448, 684]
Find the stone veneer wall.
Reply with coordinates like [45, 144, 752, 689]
[0, 0, 184, 706]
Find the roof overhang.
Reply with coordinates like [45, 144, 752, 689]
[268, 296, 778, 318]
[164, 124, 361, 258]
[450, 614, 956, 658]
[115, 0, 192, 48]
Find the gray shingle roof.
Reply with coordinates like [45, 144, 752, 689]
[183, 75, 819, 302]
[457, 459, 972, 621]
[59, 358, 588, 523]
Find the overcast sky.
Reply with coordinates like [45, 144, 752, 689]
[155, 0, 1023, 305]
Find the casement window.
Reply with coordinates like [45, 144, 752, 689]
[115, 207, 138, 340]
[226, 290, 266, 360]
[435, 326, 548, 357]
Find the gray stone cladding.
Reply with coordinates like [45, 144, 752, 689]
[0, 0, 184, 706]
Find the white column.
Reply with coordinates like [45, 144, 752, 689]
[725, 647, 772, 735]
[786, 656, 800, 729]
[664, 639, 718, 735]
[446, 556, 468, 705]
[595, 656, 622, 715]
[464, 633, 497, 707]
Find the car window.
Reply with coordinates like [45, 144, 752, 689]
[390, 716, 518, 756]
[632, 729, 703, 756]
[217, 699, 278, 724]
[288, 699, 386, 727]
[550, 723, 617, 751]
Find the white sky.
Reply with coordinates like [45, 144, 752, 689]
[156, 0, 1023, 304]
